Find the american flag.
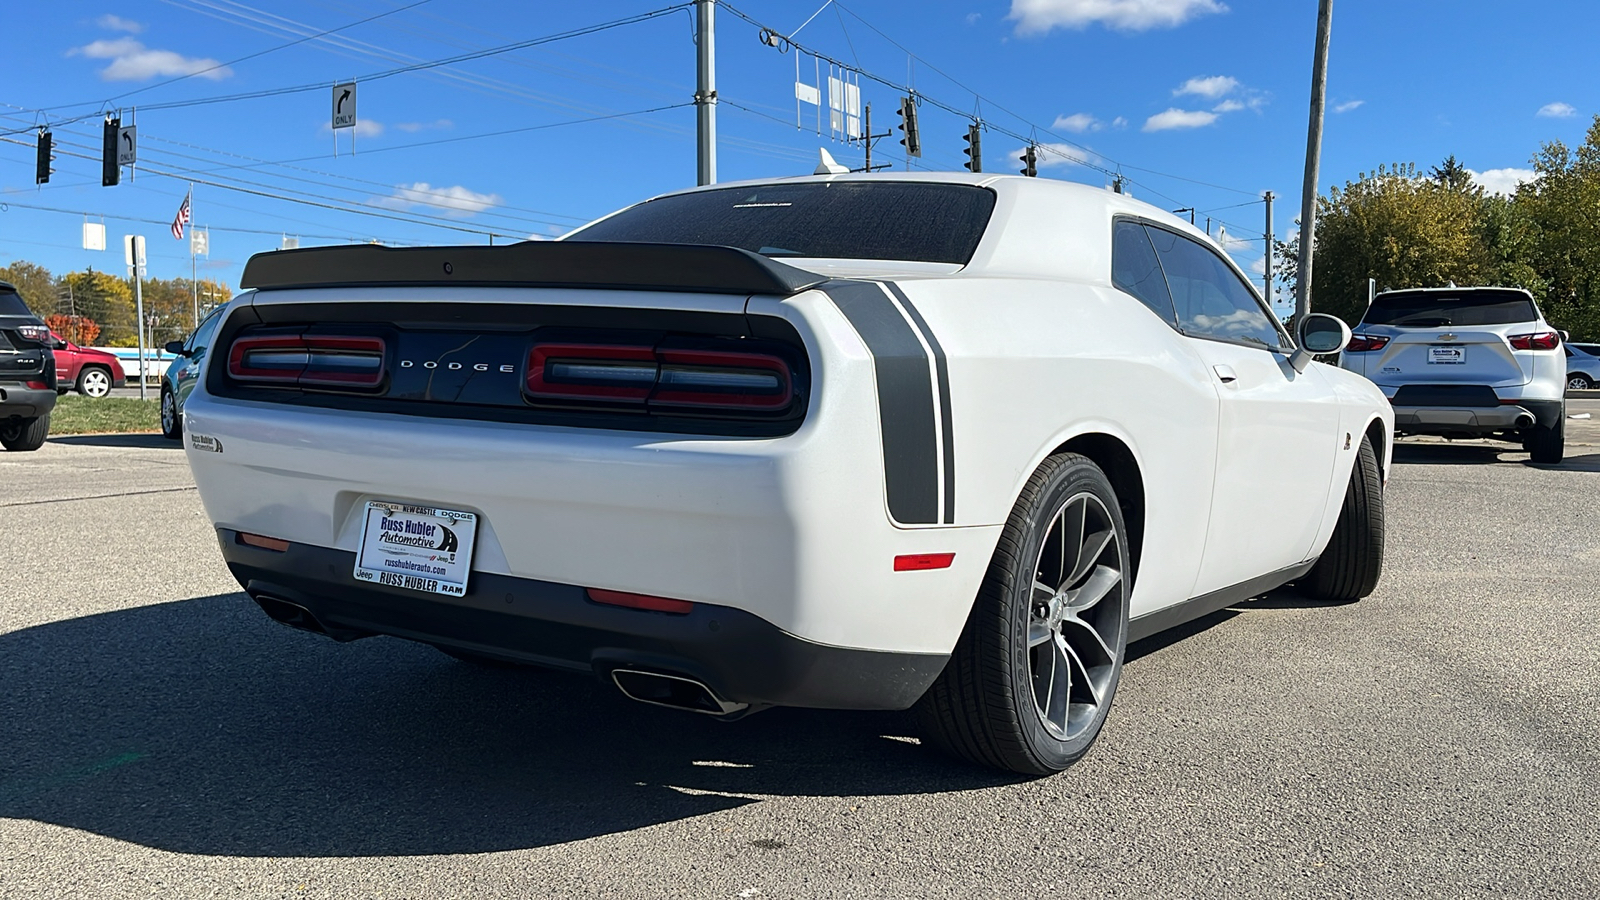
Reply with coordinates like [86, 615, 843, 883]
[171, 191, 191, 240]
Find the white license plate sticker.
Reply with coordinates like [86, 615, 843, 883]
[1428, 346, 1466, 365]
[354, 501, 478, 597]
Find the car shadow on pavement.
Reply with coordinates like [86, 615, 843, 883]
[48, 433, 173, 449]
[1391, 443, 1513, 466]
[0, 594, 1017, 858]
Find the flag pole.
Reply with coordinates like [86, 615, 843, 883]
[189, 184, 199, 330]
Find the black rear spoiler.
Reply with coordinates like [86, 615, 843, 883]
[238, 241, 827, 296]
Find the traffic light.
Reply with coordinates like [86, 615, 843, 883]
[897, 95, 921, 158]
[963, 123, 982, 173]
[102, 116, 120, 187]
[35, 130, 51, 185]
[1020, 143, 1038, 178]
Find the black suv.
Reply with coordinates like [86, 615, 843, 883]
[0, 281, 56, 451]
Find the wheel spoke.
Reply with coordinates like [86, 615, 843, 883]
[1027, 620, 1055, 648]
[1060, 615, 1114, 668]
[1065, 565, 1122, 614]
[1045, 637, 1072, 729]
[1060, 639, 1104, 707]
[1067, 528, 1116, 588]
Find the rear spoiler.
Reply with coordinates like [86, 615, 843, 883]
[238, 241, 827, 296]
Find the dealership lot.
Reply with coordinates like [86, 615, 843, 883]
[3, 408, 1598, 899]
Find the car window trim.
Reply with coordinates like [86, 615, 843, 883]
[1126, 216, 1296, 353]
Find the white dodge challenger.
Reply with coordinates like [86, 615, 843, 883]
[185, 172, 1393, 775]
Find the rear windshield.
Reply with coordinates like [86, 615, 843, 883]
[1362, 290, 1538, 327]
[572, 182, 997, 264]
[0, 291, 32, 317]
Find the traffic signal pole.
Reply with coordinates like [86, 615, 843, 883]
[1295, 0, 1333, 323]
[1263, 190, 1274, 302]
[695, 0, 717, 186]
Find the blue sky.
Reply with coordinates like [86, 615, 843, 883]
[2, 0, 1596, 309]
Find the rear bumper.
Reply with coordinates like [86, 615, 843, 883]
[1392, 404, 1533, 432]
[220, 529, 948, 711]
[0, 384, 57, 419]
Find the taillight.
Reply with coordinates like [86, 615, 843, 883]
[526, 341, 795, 414]
[1509, 331, 1560, 351]
[1345, 334, 1390, 352]
[229, 334, 386, 388]
[586, 588, 694, 615]
[16, 324, 49, 343]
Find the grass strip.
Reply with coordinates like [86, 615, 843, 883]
[48, 395, 160, 435]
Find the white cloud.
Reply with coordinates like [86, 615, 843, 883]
[1212, 99, 1245, 113]
[1214, 226, 1252, 252]
[1174, 75, 1238, 99]
[1053, 113, 1101, 133]
[96, 15, 144, 33]
[1470, 167, 1539, 196]
[1111, 116, 1128, 129]
[377, 182, 502, 218]
[965, 12, 983, 24]
[394, 119, 453, 133]
[1537, 102, 1576, 118]
[69, 38, 231, 81]
[1143, 108, 1218, 132]
[1249, 255, 1266, 275]
[321, 119, 384, 138]
[1009, 0, 1226, 33]
[1334, 99, 1365, 113]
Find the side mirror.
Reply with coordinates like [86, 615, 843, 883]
[1288, 313, 1352, 373]
[50, 337, 68, 350]
[164, 340, 189, 357]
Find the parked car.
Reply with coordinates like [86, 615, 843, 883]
[183, 174, 1392, 775]
[160, 304, 228, 439]
[0, 281, 56, 451]
[49, 333, 126, 397]
[1339, 286, 1566, 463]
[1567, 344, 1600, 390]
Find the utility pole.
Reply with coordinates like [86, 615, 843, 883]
[1295, 0, 1333, 324]
[1263, 190, 1275, 303]
[694, 0, 717, 186]
[853, 103, 891, 173]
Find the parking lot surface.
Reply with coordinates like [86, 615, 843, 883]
[3, 408, 1598, 899]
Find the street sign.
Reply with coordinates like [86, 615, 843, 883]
[83, 222, 106, 252]
[332, 83, 357, 130]
[124, 234, 146, 271]
[117, 125, 137, 165]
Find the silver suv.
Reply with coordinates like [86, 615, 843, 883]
[1339, 287, 1565, 463]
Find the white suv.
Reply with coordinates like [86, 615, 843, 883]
[1339, 287, 1565, 463]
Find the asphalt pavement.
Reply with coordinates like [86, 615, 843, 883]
[1, 415, 1597, 899]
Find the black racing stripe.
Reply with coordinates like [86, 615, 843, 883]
[821, 281, 940, 525]
[883, 281, 955, 524]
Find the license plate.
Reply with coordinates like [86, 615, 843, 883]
[353, 501, 478, 597]
[1428, 346, 1465, 365]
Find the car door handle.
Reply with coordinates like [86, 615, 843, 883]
[1213, 364, 1238, 384]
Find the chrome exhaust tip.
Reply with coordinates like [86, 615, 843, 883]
[611, 669, 749, 716]
[1514, 413, 1535, 430]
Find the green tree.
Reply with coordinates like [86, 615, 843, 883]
[1516, 116, 1600, 339]
[0, 260, 58, 317]
[61, 269, 136, 346]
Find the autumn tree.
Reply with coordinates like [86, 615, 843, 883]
[61, 269, 136, 346]
[1515, 116, 1600, 339]
[0, 260, 58, 317]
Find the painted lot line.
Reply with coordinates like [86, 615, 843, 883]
[1, 435, 1596, 899]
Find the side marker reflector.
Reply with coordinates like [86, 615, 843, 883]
[894, 553, 955, 572]
[587, 588, 694, 615]
[239, 533, 290, 552]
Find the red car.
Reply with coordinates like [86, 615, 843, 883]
[50, 333, 126, 398]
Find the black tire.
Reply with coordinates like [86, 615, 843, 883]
[76, 365, 114, 398]
[1, 415, 50, 452]
[160, 388, 182, 440]
[1526, 407, 1565, 464]
[915, 453, 1130, 775]
[1302, 435, 1384, 602]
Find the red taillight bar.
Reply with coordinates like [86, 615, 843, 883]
[1345, 334, 1390, 353]
[586, 588, 694, 615]
[229, 334, 387, 388]
[1509, 332, 1560, 351]
[526, 342, 795, 413]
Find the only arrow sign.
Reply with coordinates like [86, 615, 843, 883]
[331, 82, 357, 129]
[116, 125, 137, 165]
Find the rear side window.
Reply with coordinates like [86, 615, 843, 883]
[1111, 220, 1176, 324]
[187, 306, 226, 355]
[573, 182, 997, 264]
[1363, 291, 1538, 327]
[0, 291, 32, 316]
[1143, 226, 1287, 350]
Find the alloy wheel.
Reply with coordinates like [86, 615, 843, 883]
[1027, 491, 1126, 742]
[161, 391, 176, 434]
[1569, 375, 1591, 391]
[82, 369, 111, 398]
